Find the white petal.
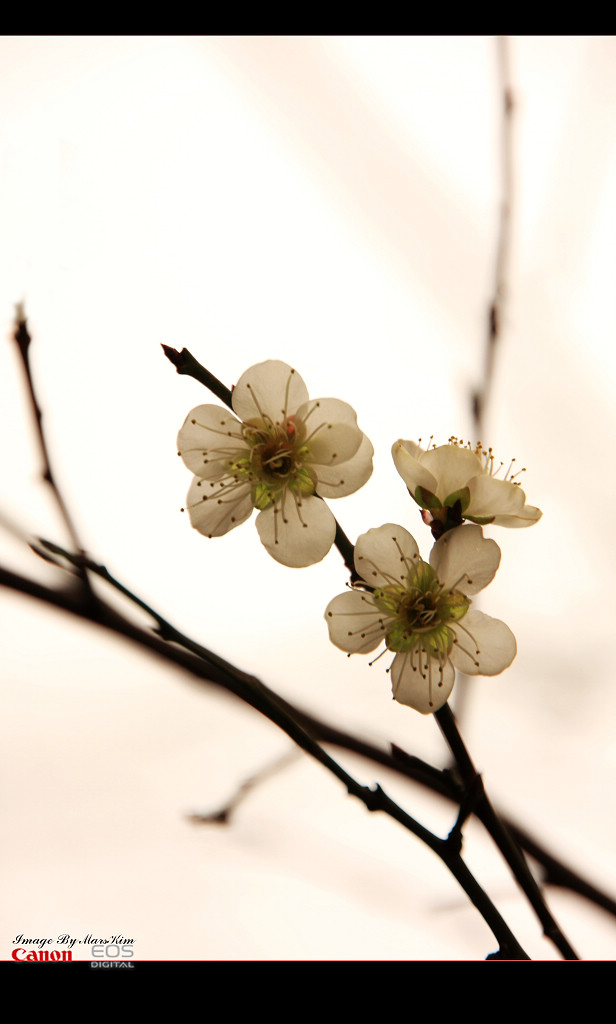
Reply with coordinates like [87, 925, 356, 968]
[316, 433, 374, 498]
[492, 505, 543, 527]
[231, 360, 309, 425]
[390, 651, 455, 714]
[307, 421, 363, 466]
[430, 524, 501, 596]
[296, 396, 360, 428]
[450, 610, 517, 676]
[421, 445, 483, 501]
[394, 439, 425, 460]
[392, 440, 437, 497]
[324, 590, 386, 654]
[256, 494, 336, 567]
[177, 405, 245, 478]
[354, 524, 420, 588]
[184, 475, 253, 537]
[467, 474, 525, 517]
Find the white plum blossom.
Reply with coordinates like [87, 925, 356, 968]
[325, 524, 516, 714]
[392, 437, 542, 535]
[177, 360, 373, 567]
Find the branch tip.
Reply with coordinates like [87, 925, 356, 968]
[161, 344, 183, 370]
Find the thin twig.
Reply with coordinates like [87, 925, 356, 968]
[162, 345, 233, 406]
[471, 35, 514, 437]
[12, 307, 91, 590]
[189, 750, 302, 824]
[456, 35, 515, 725]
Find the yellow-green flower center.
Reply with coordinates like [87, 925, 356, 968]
[373, 561, 470, 658]
[229, 417, 316, 510]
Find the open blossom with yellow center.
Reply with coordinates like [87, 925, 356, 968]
[392, 437, 542, 537]
[325, 524, 516, 714]
[177, 360, 373, 567]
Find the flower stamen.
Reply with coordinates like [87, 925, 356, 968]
[244, 382, 273, 427]
[281, 368, 296, 429]
[303, 420, 329, 445]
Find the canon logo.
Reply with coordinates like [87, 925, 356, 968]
[12, 948, 72, 962]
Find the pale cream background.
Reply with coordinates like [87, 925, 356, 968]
[1, 36, 615, 960]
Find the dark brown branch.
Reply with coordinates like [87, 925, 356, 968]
[0, 560, 529, 959]
[1, 327, 595, 958]
[36, 538, 616, 928]
[39, 536, 455, 797]
[436, 704, 579, 961]
[507, 821, 616, 919]
[334, 520, 356, 578]
[162, 345, 234, 407]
